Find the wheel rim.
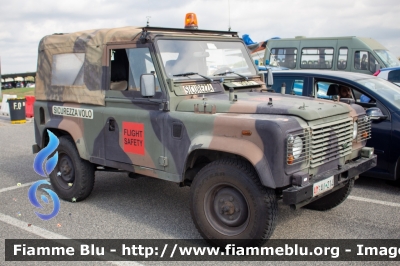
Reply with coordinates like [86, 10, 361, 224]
[204, 183, 249, 236]
[54, 153, 75, 190]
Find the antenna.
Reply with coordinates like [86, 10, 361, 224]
[228, 0, 231, 31]
[146, 16, 151, 27]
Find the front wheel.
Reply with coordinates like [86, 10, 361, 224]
[190, 158, 277, 247]
[305, 179, 354, 211]
[49, 136, 95, 202]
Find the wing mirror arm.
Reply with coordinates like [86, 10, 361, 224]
[369, 115, 388, 121]
[366, 107, 388, 121]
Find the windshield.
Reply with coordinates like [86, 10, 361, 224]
[374, 49, 400, 67]
[355, 78, 400, 110]
[157, 39, 257, 80]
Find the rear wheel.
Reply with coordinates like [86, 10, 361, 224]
[190, 158, 277, 247]
[305, 179, 354, 211]
[49, 136, 95, 202]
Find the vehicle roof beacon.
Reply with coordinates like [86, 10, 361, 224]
[32, 13, 377, 248]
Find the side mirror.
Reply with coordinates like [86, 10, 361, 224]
[266, 69, 273, 87]
[366, 107, 387, 121]
[140, 74, 156, 97]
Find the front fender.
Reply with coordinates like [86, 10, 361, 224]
[42, 121, 90, 161]
[34, 102, 90, 160]
[188, 135, 276, 188]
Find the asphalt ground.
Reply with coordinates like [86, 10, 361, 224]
[0, 115, 399, 266]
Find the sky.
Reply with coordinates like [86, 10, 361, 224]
[0, 0, 399, 74]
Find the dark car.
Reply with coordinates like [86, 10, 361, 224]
[270, 70, 400, 181]
[16, 82, 25, 88]
[3, 82, 13, 89]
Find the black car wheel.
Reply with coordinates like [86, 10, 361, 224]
[190, 158, 277, 247]
[49, 136, 95, 202]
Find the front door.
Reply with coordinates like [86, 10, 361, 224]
[357, 100, 392, 174]
[103, 43, 166, 171]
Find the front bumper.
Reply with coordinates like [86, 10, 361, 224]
[282, 155, 377, 207]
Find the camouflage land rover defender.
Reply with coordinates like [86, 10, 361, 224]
[32, 22, 377, 247]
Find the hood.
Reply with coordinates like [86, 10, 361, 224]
[176, 92, 353, 121]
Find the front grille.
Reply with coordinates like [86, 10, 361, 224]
[286, 117, 371, 168]
[309, 118, 353, 168]
[286, 118, 355, 168]
[356, 116, 371, 142]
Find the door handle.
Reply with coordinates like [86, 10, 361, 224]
[109, 119, 115, 131]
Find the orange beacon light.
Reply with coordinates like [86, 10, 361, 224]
[185, 13, 198, 29]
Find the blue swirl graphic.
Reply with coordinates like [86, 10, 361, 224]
[41, 195, 49, 204]
[28, 180, 60, 220]
[33, 130, 59, 177]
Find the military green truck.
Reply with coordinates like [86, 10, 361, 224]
[32, 23, 377, 247]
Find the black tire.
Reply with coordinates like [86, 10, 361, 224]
[49, 136, 95, 202]
[190, 158, 277, 247]
[305, 179, 354, 211]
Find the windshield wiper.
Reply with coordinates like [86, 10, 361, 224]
[213, 71, 248, 80]
[173, 72, 213, 82]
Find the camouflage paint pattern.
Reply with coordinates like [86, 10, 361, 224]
[36, 27, 143, 105]
[34, 26, 373, 190]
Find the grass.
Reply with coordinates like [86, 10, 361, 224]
[0, 87, 35, 101]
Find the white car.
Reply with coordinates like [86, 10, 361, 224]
[374, 67, 400, 86]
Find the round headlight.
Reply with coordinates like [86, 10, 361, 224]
[292, 136, 303, 159]
[353, 121, 358, 140]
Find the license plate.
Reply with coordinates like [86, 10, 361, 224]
[313, 176, 334, 197]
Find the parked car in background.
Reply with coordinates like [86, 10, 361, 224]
[16, 82, 25, 88]
[3, 82, 13, 89]
[374, 67, 400, 86]
[26, 83, 35, 88]
[270, 70, 400, 181]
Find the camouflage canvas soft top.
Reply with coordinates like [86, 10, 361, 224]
[35, 26, 143, 105]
